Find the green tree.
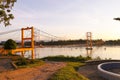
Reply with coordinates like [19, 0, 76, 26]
[4, 39, 17, 50]
[0, 0, 16, 26]
[114, 17, 120, 21]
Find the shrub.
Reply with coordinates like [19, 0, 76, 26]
[4, 39, 17, 50]
[42, 55, 92, 62]
[15, 57, 28, 66]
[7, 51, 13, 56]
[15, 58, 45, 67]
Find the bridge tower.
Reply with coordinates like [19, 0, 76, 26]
[21, 27, 34, 59]
[86, 32, 92, 50]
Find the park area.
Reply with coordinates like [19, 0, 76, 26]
[0, 55, 108, 80]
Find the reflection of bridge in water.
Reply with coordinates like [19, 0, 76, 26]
[86, 32, 104, 57]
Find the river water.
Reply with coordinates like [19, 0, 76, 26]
[24, 46, 120, 60]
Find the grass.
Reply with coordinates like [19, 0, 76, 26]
[49, 62, 89, 80]
[41, 55, 92, 62]
[14, 55, 89, 80]
[13, 55, 90, 80]
[42, 55, 90, 80]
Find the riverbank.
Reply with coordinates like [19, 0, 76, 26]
[1, 55, 117, 80]
[0, 60, 113, 80]
[0, 55, 90, 80]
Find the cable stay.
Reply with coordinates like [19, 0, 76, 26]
[0, 27, 67, 42]
[0, 29, 21, 35]
[35, 28, 61, 38]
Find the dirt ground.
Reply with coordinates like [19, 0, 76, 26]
[0, 61, 66, 80]
[0, 59, 14, 72]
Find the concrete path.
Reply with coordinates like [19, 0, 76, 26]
[78, 64, 107, 80]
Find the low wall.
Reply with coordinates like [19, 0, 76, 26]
[98, 62, 120, 80]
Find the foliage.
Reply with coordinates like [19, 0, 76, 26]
[41, 39, 86, 45]
[15, 57, 45, 68]
[15, 57, 28, 66]
[114, 17, 120, 21]
[41, 55, 92, 62]
[105, 39, 120, 45]
[35, 39, 120, 46]
[39, 39, 104, 46]
[0, 0, 16, 26]
[7, 51, 14, 56]
[49, 62, 89, 80]
[94, 56, 101, 60]
[4, 39, 17, 50]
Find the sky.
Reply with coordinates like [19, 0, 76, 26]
[1, 0, 120, 41]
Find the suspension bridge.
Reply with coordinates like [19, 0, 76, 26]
[0, 27, 104, 59]
[0, 27, 65, 59]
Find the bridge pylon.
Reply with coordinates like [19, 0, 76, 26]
[21, 27, 34, 59]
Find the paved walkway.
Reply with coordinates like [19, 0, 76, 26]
[78, 64, 107, 80]
[78, 63, 108, 80]
[78, 60, 120, 80]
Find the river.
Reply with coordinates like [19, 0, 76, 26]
[24, 46, 120, 60]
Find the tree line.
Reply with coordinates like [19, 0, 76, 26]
[39, 39, 120, 46]
[1, 39, 120, 47]
[37, 39, 105, 46]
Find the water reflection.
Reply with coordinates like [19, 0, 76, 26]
[21, 46, 120, 60]
[86, 49, 92, 57]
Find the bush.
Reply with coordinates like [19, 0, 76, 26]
[6, 51, 17, 56]
[4, 39, 17, 50]
[42, 55, 92, 62]
[15, 58, 45, 67]
[15, 57, 28, 66]
[7, 51, 13, 56]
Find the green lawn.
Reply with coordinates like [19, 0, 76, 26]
[49, 62, 89, 80]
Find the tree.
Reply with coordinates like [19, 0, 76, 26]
[4, 39, 17, 50]
[0, 0, 16, 26]
[114, 17, 120, 21]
